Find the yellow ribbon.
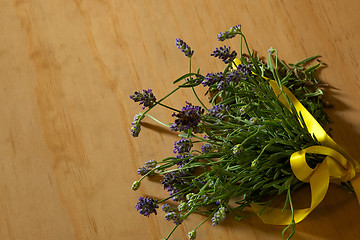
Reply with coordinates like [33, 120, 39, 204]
[233, 58, 360, 225]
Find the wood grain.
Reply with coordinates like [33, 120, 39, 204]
[1, 0, 360, 239]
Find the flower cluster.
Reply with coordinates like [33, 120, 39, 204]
[211, 46, 237, 64]
[211, 207, 227, 226]
[161, 171, 190, 201]
[135, 197, 159, 217]
[175, 154, 192, 168]
[217, 24, 241, 41]
[175, 38, 194, 58]
[130, 113, 143, 137]
[236, 63, 252, 81]
[202, 72, 225, 89]
[162, 203, 175, 212]
[165, 212, 183, 225]
[137, 160, 157, 176]
[170, 102, 204, 133]
[130, 89, 157, 109]
[173, 138, 193, 154]
[201, 144, 213, 153]
[201, 65, 251, 90]
[208, 104, 229, 119]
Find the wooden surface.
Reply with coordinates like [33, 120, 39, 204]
[1, 0, 360, 239]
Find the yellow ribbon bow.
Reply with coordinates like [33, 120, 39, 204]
[233, 58, 360, 225]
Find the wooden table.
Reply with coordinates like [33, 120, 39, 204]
[1, 1, 360, 239]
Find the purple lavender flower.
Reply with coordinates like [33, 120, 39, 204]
[211, 207, 227, 225]
[137, 166, 149, 176]
[202, 72, 224, 88]
[175, 38, 194, 58]
[130, 124, 141, 137]
[216, 80, 228, 90]
[135, 197, 159, 217]
[165, 212, 183, 225]
[217, 24, 241, 41]
[211, 46, 237, 64]
[170, 102, 204, 133]
[162, 203, 174, 213]
[175, 154, 192, 167]
[132, 113, 143, 123]
[208, 104, 229, 119]
[170, 189, 184, 202]
[137, 160, 157, 176]
[130, 89, 156, 109]
[144, 160, 157, 169]
[225, 70, 242, 84]
[130, 113, 143, 137]
[173, 138, 193, 154]
[161, 171, 189, 199]
[236, 63, 252, 81]
[201, 144, 213, 153]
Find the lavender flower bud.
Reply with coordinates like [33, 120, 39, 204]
[137, 160, 157, 176]
[268, 47, 275, 54]
[202, 72, 224, 87]
[130, 113, 144, 137]
[175, 38, 194, 58]
[236, 63, 252, 81]
[162, 203, 174, 213]
[173, 138, 193, 154]
[130, 124, 141, 137]
[211, 46, 237, 64]
[144, 160, 157, 169]
[201, 144, 213, 153]
[211, 207, 227, 225]
[177, 201, 189, 212]
[131, 181, 140, 191]
[165, 212, 183, 225]
[188, 230, 197, 240]
[249, 117, 257, 124]
[130, 89, 156, 109]
[217, 24, 241, 41]
[232, 144, 243, 155]
[135, 197, 159, 217]
[170, 102, 204, 133]
[208, 104, 229, 119]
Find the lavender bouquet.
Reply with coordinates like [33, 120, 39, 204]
[129, 25, 348, 239]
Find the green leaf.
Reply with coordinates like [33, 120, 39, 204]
[304, 63, 321, 73]
[173, 73, 202, 84]
[186, 128, 193, 138]
[294, 55, 318, 66]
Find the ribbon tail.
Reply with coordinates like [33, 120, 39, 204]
[351, 175, 360, 205]
[251, 160, 330, 225]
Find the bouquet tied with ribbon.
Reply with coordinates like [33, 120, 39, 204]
[130, 25, 360, 240]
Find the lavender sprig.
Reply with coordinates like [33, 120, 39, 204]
[211, 46, 237, 64]
[135, 197, 159, 217]
[175, 38, 194, 58]
[130, 89, 157, 109]
[217, 24, 241, 41]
